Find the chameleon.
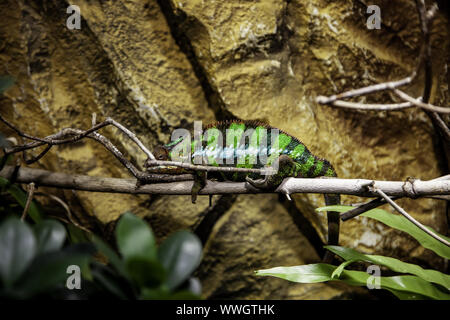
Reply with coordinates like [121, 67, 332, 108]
[147, 120, 340, 262]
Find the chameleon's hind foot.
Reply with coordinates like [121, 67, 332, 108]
[245, 174, 270, 189]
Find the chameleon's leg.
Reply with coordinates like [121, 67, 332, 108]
[246, 155, 296, 189]
[191, 171, 207, 204]
[323, 193, 341, 264]
[245, 174, 270, 189]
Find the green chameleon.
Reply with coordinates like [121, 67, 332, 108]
[148, 120, 340, 262]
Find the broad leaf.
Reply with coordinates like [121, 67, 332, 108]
[325, 245, 450, 290]
[158, 230, 202, 290]
[0, 218, 37, 287]
[34, 220, 67, 254]
[331, 259, 358, 279]
[92, 236, 127, 279]
[12, 243, 95, 298]
[90, 262, 130, 300]
[256, 264, 450, 300]
[126, 257, 166, 287]
[317, 205, 450, 259]
[116, 212, 157, 262]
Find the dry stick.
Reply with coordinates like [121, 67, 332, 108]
[341, 196, 400, 221]
[341, 175, 450, 221]
[20, 182, 35, 221]
[393, 89, 450, 114]
[315, 74, 416, 105]
[1, 165, 449, 197]
[35, 192, 91, 233]
[373, 187, 450, 247]
[331, 99, 414, 111]
[146, 161, 274, 175]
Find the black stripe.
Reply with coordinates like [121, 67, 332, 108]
[284, 139, 299, 156]
[320, 160, 330, 177]
[307, 157, 318, 177]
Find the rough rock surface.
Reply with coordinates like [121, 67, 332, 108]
[0, 0, 448, 299]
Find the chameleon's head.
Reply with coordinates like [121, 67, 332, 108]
[153, 146, 170, 161]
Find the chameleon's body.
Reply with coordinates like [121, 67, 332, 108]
[150, 120, 340, 261]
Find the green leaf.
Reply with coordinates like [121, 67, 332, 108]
[116, 212, 157, 262]
[0, 218, 37, 287]
[331, 259, 358, 279]
[92, 235, 127, 279]
[140, 286, 170, 300]
[34, 220, 67, 254]
[0, 177, 43, 223]
[66, 223, 90, 244]
[158, 230, 202, 291]
[256, 263, 450, 300]
[12, 243, 94, 298]
[0, 76, 14, 95]
[126, 257, 166, 287]
[325, 245, 450, 291]
[317, 205, 450, 259]
[256, 264, 336, 283]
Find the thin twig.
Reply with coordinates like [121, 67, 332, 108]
[315, 74, 416, 105]
[329, 100, 414, 111]
[35, 191, 91, 234]
[20, 182, 35, 221]
[393, 89, 450, 114]
[373, 187, 450, 247]
[341, 196, 401, 221]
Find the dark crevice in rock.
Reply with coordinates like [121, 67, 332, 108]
[278, 194, 326, 259]
[193, 194, 237, 245]
[156, 0, 236, 122]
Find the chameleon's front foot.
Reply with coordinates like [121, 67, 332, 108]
[191, 171, 207, 204]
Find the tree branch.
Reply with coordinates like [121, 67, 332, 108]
[1, 165, 448, 199]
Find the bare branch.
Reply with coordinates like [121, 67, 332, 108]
[315, 75, 415, 105]
[1, 166, 448, 199]
[373, 187, 450, 247]
[21, 182, 35, 221]
[393, 89, 450, 113]
[325, 100, 414, 111]
[35, 191, 91, 234]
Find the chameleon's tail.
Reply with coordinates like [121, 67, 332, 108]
[323, 193, 341, 264]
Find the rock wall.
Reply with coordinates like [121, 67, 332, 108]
[0, 0, 448, 299]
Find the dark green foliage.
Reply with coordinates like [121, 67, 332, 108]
[0, 217, 94, 299]
[256, 206, 450, 300]
[93, 212, 203, 299]
[0, 193, 203, 299]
